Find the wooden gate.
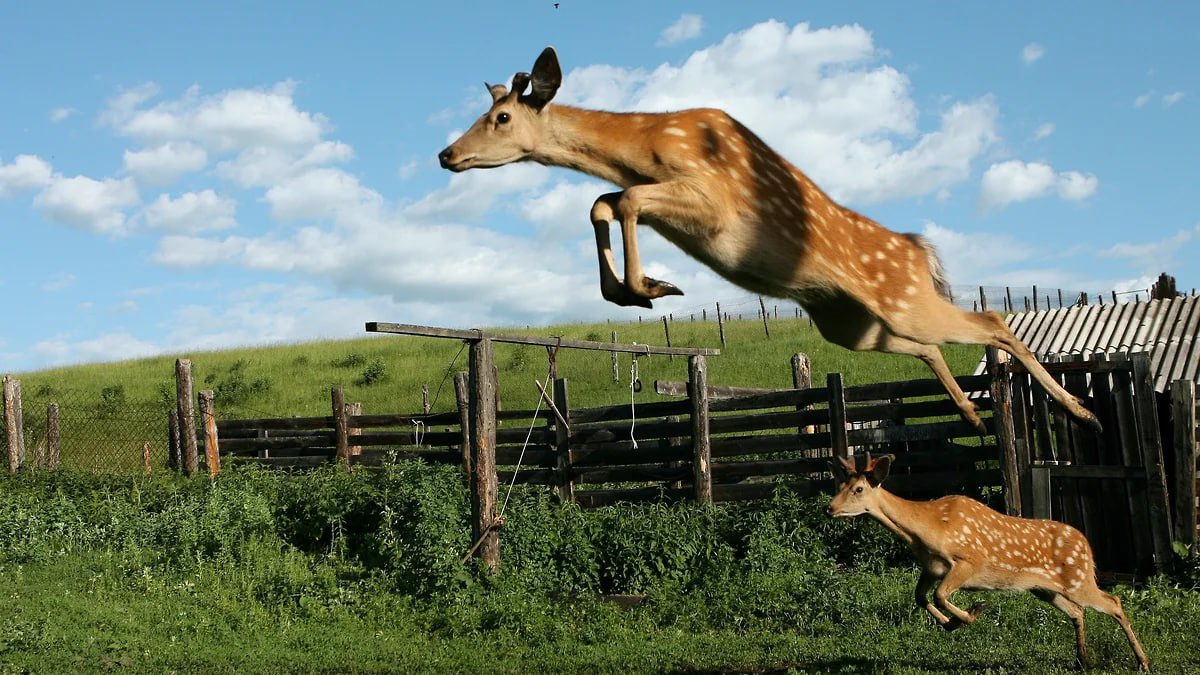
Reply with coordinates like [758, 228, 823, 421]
[1001, 351, 1173, 580]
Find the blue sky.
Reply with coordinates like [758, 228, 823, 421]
[1, 1, 1196, 373]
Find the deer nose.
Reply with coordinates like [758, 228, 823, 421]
[437, 147, 455, 168]
[825, 505, 833, 516]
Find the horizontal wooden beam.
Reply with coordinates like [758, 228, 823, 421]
[365, 322, 719, 356]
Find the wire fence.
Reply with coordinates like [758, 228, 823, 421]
[3, 387, 171, 473]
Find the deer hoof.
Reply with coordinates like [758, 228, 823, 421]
[1080, 410, 1103, 435]
[601, 285, 655, 309]
[643, 277, 684, 299]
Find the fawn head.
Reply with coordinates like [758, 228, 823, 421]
[438, 47, 562, 172]
[827, 453, 894, 517]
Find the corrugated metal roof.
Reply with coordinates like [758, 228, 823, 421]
[974, 294, 1200, 393]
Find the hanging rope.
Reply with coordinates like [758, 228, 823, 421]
[412, 419, 425, 448]
[629, 352, 641, 450]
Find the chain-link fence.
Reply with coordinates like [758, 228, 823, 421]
[2, 386, 171, 473]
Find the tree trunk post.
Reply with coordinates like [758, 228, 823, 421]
[175, 360, 198, 477]
[689, 355, 712, 504]
[468, 338, 500, 571]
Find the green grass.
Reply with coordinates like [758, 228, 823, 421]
[0, 466, 1194, 673]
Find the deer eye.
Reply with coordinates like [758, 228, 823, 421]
[497, 112, 511, 125]
[854, 485, 864, 494]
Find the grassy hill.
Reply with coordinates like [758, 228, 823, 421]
[15, 315, 984, 415]
[8, 316, 984, 471]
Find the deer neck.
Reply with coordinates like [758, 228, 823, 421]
[531, 104, 658, 188]
[865, 489, 934, 547]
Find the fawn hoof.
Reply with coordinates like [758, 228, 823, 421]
[1080, 410, 1103, 434]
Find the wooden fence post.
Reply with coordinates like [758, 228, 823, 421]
[3, 376, 25, 474]
[1170, 379, 1197, 548]
[453, 372, 471, 475]
[47, 403, 60, 471]
[142, 441, 153, 476]
[662, 316, 673, 360]
[468, 338, 500, 571]
[200, 390, 220, 477]
[987, 348, 1022, 516]
[610, 331, 619, 383]
[791, 353, 814, 441]
[827, 373, 849, 460]
[332, 386, 350, 470]
[166, 410, 180, 471]
[1131, 352, 1173, 572]
[346, 402, 363, 456]
[422, 384, 430, 415]
[175, 359, 198, 476]
[758, 297, 770, 338]
[553, 378, 574, 504]
[715, 302, 726, 348]
[689, 355, 712, 504]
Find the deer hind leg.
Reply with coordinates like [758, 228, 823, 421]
[1034, 589, 1090, 669]
[804, 296, 985, 434]
[879, 290, 1102, 433]
[1068, 586, 1151, 672]
[876, 334, 985, 434]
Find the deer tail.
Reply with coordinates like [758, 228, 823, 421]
[904, 233, 951, 300]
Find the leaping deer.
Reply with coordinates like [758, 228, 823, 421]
[438, 47, 1100, 434]
[828, 453, 1151, 672]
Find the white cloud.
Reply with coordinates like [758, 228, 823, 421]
[518, 180, 608, 240]
[922, 221, 1037, 286]
[215, 140, 353, 188]
[40, 273, 77, 292]
[658, 14, 703, 46]
[0, 154, 54, 198]
[1135, 92, 1153, 108]
[49, 107, 76, 123]
[123, 141, 208, 186]
[1021, 43, 1045, 65]
[139, 190, 237, 233]
[263, 167, 382, 223]
[551, 20, 997, 206]
[1033, 123, 1055, 140]
[34, 175, 140, 235]
[1163, 91, 1184, 106]
[977, 160, 1097, 212]
[33, 332, 161, 367]
[103, 80, 328, 154]
[1099, 223, 1200, 275]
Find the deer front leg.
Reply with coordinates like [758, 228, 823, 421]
[589, 191, 683, 307]
[915, 570, 952, 625]
[933, 561, 988, 632]
[590, 194, 652, 308]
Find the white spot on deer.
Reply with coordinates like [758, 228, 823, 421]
[697, 122, 709, 130]
[664, 127, 687, 137]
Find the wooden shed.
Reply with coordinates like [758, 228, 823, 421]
[976, 292, 1200, 568]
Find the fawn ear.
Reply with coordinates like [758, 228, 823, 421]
[865, 454, 894, 486]
[521, 46, 561, 111]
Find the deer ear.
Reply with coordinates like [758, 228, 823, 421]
[486, 82, 509, 104]
[865, 454, 894, 486]
[521, 46, 561, 111]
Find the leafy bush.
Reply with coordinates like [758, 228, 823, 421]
[356, 358, 387, 386]
[330, 352, 367, 369]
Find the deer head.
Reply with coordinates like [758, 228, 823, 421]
[438, 47, 563, 172]
[827, 453, 894, 517]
